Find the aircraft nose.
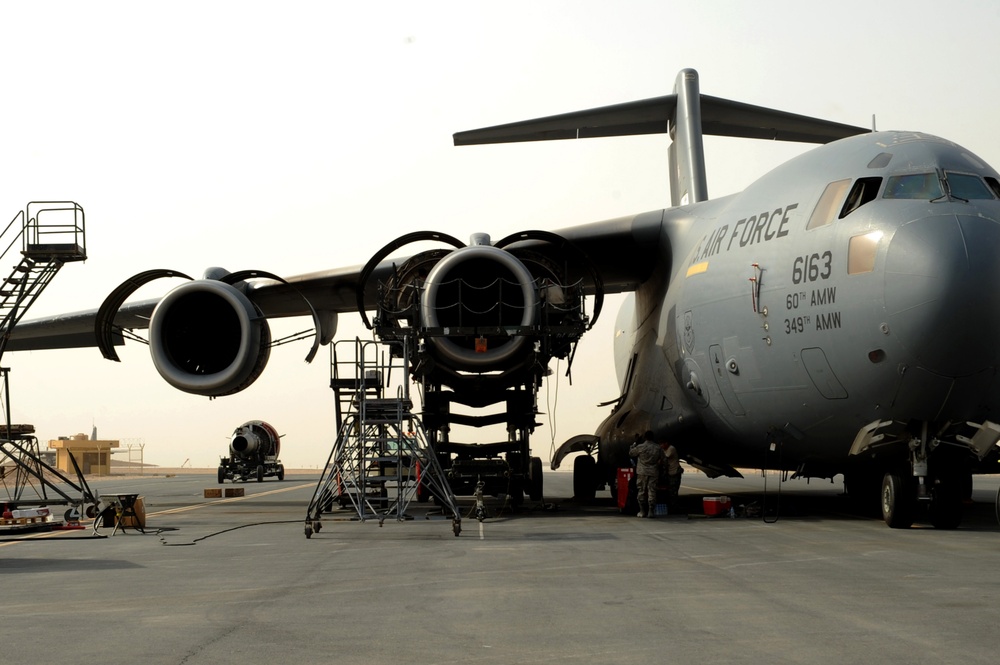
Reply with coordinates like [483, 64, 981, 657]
[883, 214, 1000, 377]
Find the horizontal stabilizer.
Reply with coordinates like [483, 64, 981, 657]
[454, 93, 868, 146]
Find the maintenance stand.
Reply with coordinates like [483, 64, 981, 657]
[305, 337, 461, 537]
[0, 202, 98, 526]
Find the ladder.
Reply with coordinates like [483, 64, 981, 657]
[0, 201, 87, 362]
[0, 202, 96, 519]
[305, 337, 461, 537]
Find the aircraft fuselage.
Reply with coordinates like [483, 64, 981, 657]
[599, 131, 1000, 481]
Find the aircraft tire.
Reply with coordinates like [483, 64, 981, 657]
[277, 464, 285, 481]
[508, 483, 524, 509]
[573, 455, 597, 502]
[929, 477, 963, 530]
[217, 466, 226, 484]
[881, 472, 914, 529]
[528, 456, 543, 501]
[844, 468, 882, 516]
[996, 486, 1000, 525]
[257, 465, 265, 482]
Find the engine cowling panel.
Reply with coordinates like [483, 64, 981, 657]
[149, 280, 271, 397]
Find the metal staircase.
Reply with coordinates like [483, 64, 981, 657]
[304, 337, 461, 537]
[0, 202, 97, 522]
[0, 201, 87, 361]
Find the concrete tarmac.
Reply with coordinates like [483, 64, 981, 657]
[3, 468, 1000, 664]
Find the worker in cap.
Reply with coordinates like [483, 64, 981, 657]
[629, 430, 664, 518]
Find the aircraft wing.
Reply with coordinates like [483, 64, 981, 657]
[6, 262, 363, 352]
[4, 303, 154, 350]
[6, 214, 663, 354]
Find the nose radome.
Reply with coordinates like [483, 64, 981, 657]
[883, 214, 1000, 377]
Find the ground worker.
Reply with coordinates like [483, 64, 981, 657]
[629, 430, 664, 518]
[662, 442, 682, 509]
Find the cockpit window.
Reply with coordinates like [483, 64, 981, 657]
[807, 179, 851, 230]
[840, 177, 882, 218]
[946, 172, 995, 200]
[986, 177, 1000, 198]
[883, 173, 943, 199]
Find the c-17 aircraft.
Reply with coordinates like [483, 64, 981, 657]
[9, 68, 1000, 529]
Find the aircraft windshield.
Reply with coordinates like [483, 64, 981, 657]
[946, 172, 995, 200]
[883, 173, 943, 200]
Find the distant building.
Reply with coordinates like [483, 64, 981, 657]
[48, 433, 120, 475]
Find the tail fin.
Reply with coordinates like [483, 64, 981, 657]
[669, 68, 707, 206]
[453, 68, 868, 207]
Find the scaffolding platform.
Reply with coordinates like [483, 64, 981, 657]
[305, 338, 461, 537]
[0, 202, 98, 520]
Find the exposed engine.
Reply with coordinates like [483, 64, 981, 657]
[360, 231, 601, 504]
[218, 420, 285, 483]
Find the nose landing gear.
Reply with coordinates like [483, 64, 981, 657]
[879, 422, 969, 530]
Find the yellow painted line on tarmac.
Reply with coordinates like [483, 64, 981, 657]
[148, 481, 315, 517]
[683, 484, 727, 495]
[0, 529, 68, 547]
[0, 482, 316, 548]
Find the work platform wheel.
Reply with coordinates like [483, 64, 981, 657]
[453, 519, 461, 537]
[305, 521, 322, 538]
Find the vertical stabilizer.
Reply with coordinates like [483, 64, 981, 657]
[668, 69, 708, 207]
[453, 69, 868, 208]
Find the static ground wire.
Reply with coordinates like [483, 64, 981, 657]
[762, 435, 782, 524]
[546, 358, 561, 464]
[157, 520, 303, 546]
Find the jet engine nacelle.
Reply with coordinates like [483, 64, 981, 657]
[148, 280, 271, 397]
[419, 242, 539, 372]
[230, 420, 281, 460]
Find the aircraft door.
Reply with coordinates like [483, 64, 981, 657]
[800, 347, 848, 399]
[710, 343, 746, 416]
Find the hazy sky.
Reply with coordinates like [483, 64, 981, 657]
[1, 1, 998, 469]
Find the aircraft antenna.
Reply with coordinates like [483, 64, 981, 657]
[872, 114, 877, 132]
